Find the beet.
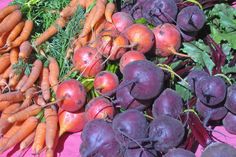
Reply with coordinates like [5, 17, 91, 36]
[124, 148, 157, 157]
[164, 148, 195, 157]
[223, 112, 236, 135]
[225, 84, 236, 114]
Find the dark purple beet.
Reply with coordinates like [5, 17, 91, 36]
[164, 148, 195, 157]
[152, 88, 183, 119]
[180, 30, 197, 42]
[149, 115, 185, 153]
[112, 109, 149, 146]
[225, 84, 236, 114]
[177, 6, 206, 32]
[223, 112, 236, 135]
[195, 76, 227, 106]
[186, 69, 209, 92]
[124, 148, 157, 157]
[123, 60, 164, 100]
[201, 142, 236, 157]
[196, 99, 227, 121]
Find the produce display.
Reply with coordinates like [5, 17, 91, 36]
[0, 0, 235, 157]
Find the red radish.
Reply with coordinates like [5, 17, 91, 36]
[73, 46, 104, 78]
[153, 23, 188, 57]
[56, 79, 87, 112]
[98, 34, 129, 60]
[58, 109, 87, 136]
[119, 50, 146, 73]
[85, 97, 115, 121]
[124, 24, 155, 54]
[112, 12, 134, 33]
[94, 71, 119, 95]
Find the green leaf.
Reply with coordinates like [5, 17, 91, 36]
[222, 65, 236, 74]
[181, 40, 215, 75]
[175, 81, 192, 102]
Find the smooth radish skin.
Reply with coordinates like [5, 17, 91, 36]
[164, 148, 196, 157]
[152, 88, 183, 119]
[112, 12, 134, 33]
[73, 46, 104, 78]
[124, 24, 155, 54]
[196, 99, 227, 121]
[195, 76, 226, 107]
[223, 112, 236, 135]
[112, 109, 149, 146]
[56, 79, 86, 112]
[94, 71, 119, 95]
[80, 119, 120, 157]
[149, 115, 185, 152]
[85, 97, 115, 121]
[186, 70, 209, 93]
[59, 110, 87, 136]
[119, 50, 146, 73]
[225, 84, 236, 114]
[123, 60, 164, 100]
[201, 142, 236, 157]
[153, 23, 188, 57]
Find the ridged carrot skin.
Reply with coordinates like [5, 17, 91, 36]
[105, 2, 115, 23]
[48, 57, 59, 93]
[9, 48, 19, 64]
[15, 75, 28, 90]
[0, 91, 24, 102]
[1, 103, 21, 119]
[0, 53, 10, 74]
[0, 101, 11, 111]
[32, 122, 46, 154]
[0, 5, 19, 22]
[18, 40, 32, 60]
[40, 67, 50, 101]
[19, 130, 36, 150]
[6, 21, 25, 46]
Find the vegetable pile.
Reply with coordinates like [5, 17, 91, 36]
[0, 0, 235, 157]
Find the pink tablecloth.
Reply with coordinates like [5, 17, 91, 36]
[1, 1, 236, 157]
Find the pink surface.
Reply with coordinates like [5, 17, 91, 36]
[1, 1, 236, 157]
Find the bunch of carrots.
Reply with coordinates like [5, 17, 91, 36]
[0, 0, 117, 156]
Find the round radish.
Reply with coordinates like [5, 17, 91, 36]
[73, 46, 104, 78]
[124, 24, 155, 54]
[112, 12, 134, 33]
[94, 71, 119, 95]
[119, 50, 146, 73]
[56, 79, 86, 112]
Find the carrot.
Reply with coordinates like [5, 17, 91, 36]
[40, 67, 50, 102]
[7, 104, 42, 123]
[48, 57, 59, 94]
[0, 90, 24, 102]
[86, 0, 95, 9]
[0, 119, 12, 137]
[0, 32, 10, 49]
[10, 47, 19, 64]
[15, 74, 28, 90]
[19, 87, 37, 110]
[18, 40, 32, 60]
[0, 121, 22, 148]
[0, 53, 10, 74]
[90, 0, 106, 29]
[45, 107, 58, 154]
[21, 59, 43, 92]
[60, 0, 85, 18]
[1, 103, 20, 119]
[89, 17, 105, 47]
[105, 2, 115, 23]
[34, 17, 67, 46]
[6, 20, 33, 49]
[9, 72, 23, 88]
[0, 101, 11, 111]
[0, 116, 38, 153]
[0, 10, 22, 34]
[5, 21, 25, 47]
[35, 95, 46, 107]
[32, 122, 46, 155]
[0, 5, 19, 22]
[19, 130, 35, 151]
[1, 66, 11, 79]
[0, 78, 7, 89]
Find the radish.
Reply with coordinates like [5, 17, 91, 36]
[73, 46, 104, 78]
[56, 79, 86, 112]
[153, 23, 188, 57]
[112, 12, 134, 33]
[94, 71, 119, 95]
[119, 50, 146, 74]
[124, 24, 155, 54]
[85, 97, 115, 121]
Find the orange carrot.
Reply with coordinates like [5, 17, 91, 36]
[18, 40, 32, 60]
[15, 74, 28, 90]
[19, 87, 37, 110]
[1, 66, 11, 79]
[7, 104, 42, 123]
[60, 0, 85, 18]
[0, 119, 12, 137]
[85, 0, 95, 9]
[0, 90, 24, 102]
[34, 17, 67, 46]
[45, 107, 58, 154]
[0, 116, 38, 153]
[105, 2, 115, 23]
[21, 59, 43, 92]
[1, 103, 20, 119]
[32, 122, 46, 155]
[0, 53, 10, 74]
[6, 21, 25, 46]
[0, 10, 22, 34]
[10, 47, 19, 64]
[48, 57, 59, 93]
[35, 95, 46, 107]
[40, 67, 50, 102]
[0, 5, 19, 22]
[0, 101, 11, 111]
[19, 130, 35, 151]
[0, 78, 7, 89]
[9, 72, 23, 88]
[90, 0, 106, 29]
[0, 32, 10, 49]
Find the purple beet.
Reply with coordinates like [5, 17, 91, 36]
[225, 84, 236, 114]
[164, 148, 196, 157]
[223, 112, 236, 135]
[124, 148, 157, 157]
